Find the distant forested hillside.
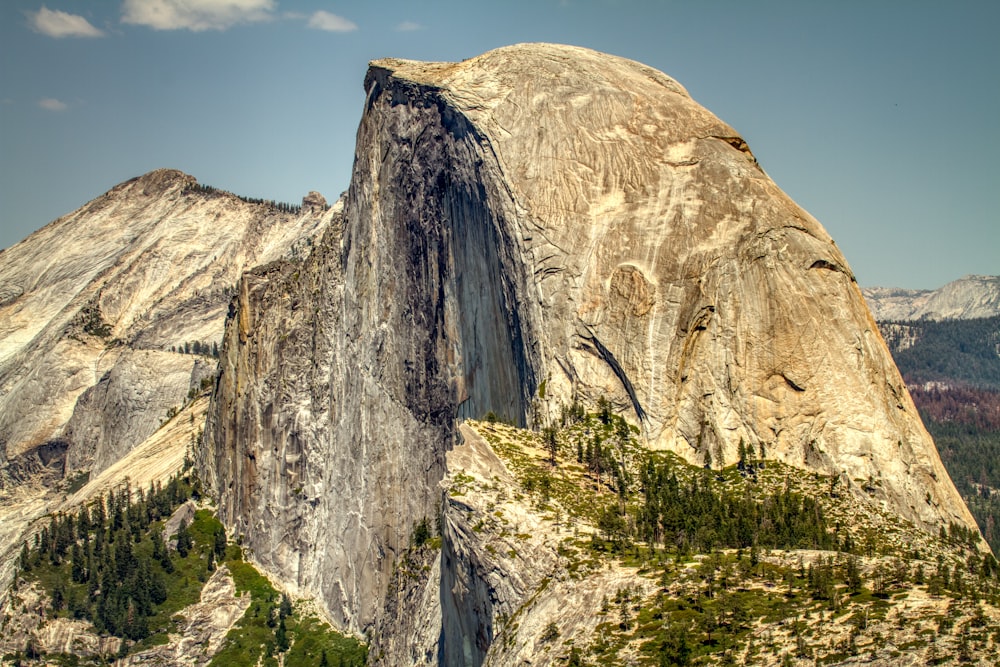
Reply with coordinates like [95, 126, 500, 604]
[879, 316, 1000, 551]
[881, 316, 1000, 390]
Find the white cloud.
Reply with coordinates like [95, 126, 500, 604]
[395, 20, 422, 32]
[307, 10, 357, 33]
[38, 98, 68, 112]
[121, 0, 276, 32]
[29, 6, 104, 38]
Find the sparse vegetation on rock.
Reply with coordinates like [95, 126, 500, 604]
[449, 409, 1000, 666]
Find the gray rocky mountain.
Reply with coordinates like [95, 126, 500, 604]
[0, 171, 331, 590]
[197, 43, 981, 662]
[0, 169, 329, 480]
[863, 274, 1000, 321]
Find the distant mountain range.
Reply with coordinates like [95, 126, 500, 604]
[863, 274, 1000, 321]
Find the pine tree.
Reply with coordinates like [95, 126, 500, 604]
[845, 555, 862, 594]
[19, 542, 30, 572]
[276, 616, 289, 652]
[176, 519, 192, 558]
[214, 526, 227, 559]
[544, 426, 558, 466]
[71, 543, 86, 583]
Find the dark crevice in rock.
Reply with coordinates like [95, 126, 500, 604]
[782, 373, 806, 392]
[708, 135, 762, 171]
[581, 327, 648, 423]
[809, 259, 844, 273]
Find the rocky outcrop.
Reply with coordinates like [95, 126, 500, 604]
[436, 423, 660, 667]
[863, 275, 1000, 321]
[369, 544, 442, 666]
[62, 349, 212, 474]
[0, 170, 331, 611]
[0, 582, 121, 660]
[202, 194, 452, 633]
[302, 190, 329, 213]
[356, 44, 973, 533]
[0, 565, 249, 666]
[202, 41, 979, 662]
[121, 565, 251, 666]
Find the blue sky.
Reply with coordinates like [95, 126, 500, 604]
[1, 1, 997, 289]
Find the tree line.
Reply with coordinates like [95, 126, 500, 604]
[881, 315, 1000, 390]
[170, 339, 220, 358]
[182, 182, 305, 215]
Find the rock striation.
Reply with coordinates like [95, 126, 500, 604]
[863, 274, 1000, 321]
[200, 41, 981, 662]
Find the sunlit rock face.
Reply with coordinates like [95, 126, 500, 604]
[201, 42, 978, 650]
[0, 169, 329, 482]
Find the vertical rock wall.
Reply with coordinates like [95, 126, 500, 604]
[203, 68, 544, 633]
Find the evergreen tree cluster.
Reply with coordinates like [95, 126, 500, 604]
[635, 461, 837, 556]
[170, 339, 220, 358]
[911, 385, 1000, 431]
[567, 398, 636, 502]
[80, 306, 112, 339]
[526, 401, 838, 557]
[182, 182, 305, 214]
[915, 387, 1000, 552]
[636, 545, 1000, 667]
[15, 474, 221, 645]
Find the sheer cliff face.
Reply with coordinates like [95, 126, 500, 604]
[203, 43, 976, 635]
[202, 58, 543, 632]
[0, 169, 327, 481]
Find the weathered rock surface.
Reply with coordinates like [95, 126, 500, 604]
[360, 43, 973, 533]
[437, 424, 658, 667]
[0, 170, 329, 609]
[0, 168, 330, 479]
[202, 196, 450, 634]
[863, 275, 1000, 321]
[0, 582, 121, 660]
[369, 543, 442, 666]
[0, 396, 206, 599]
[202, 42, 980, 663]
[0, 563, 249, 666]
[302, 190, 329, 213]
